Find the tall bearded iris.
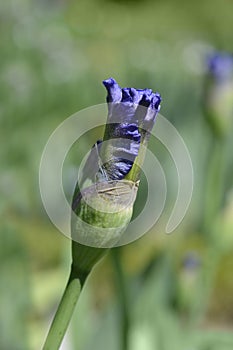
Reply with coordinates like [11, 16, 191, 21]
[71, 78, 161, 264]
[43, 78, 161, 350]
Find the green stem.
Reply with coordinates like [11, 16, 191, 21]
[203, 137, 225, 235]
[111, 248, 130, 350]
[43, 268, 83, 350]
[193, 136, 226, 323]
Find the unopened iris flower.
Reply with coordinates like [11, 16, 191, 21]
[43, 78, 161, 350]
[71, 77, 161, 279]
[204, 52, 233, 137]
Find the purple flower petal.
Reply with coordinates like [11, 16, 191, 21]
[101, 78, 162, 180]
[103, 78, 122, 103]
[121, 88, 133, 103]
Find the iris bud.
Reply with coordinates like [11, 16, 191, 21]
[204, 52, 233, 138]
[71, 78, 161, 279]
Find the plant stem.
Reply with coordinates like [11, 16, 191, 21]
[194, 136, 226, 323]
[111, 248, 130, 350]
[43, 268, 83, 350]
[203, 137, 225, 235]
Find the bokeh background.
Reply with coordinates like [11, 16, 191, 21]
[1, 0, 233, 349]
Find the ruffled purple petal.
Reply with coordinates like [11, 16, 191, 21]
[151, 93, 162, 111]
[110, 123, 141, 142]
[121, 88, 133, 103]
[102, 78, 161, 180]
[103, 160, 133, 180]
[103, 78, 122, 103]
[101, 123, 141, 180]
[108, 103, 137, 124]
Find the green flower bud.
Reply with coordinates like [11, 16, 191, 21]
[71, 180, 138, 282]
[72, 180, 138, 246]
[204, 52, 233, 138]
[71, 78, 161, 279]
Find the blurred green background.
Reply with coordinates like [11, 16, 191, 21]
[1, 0, 233, 349]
